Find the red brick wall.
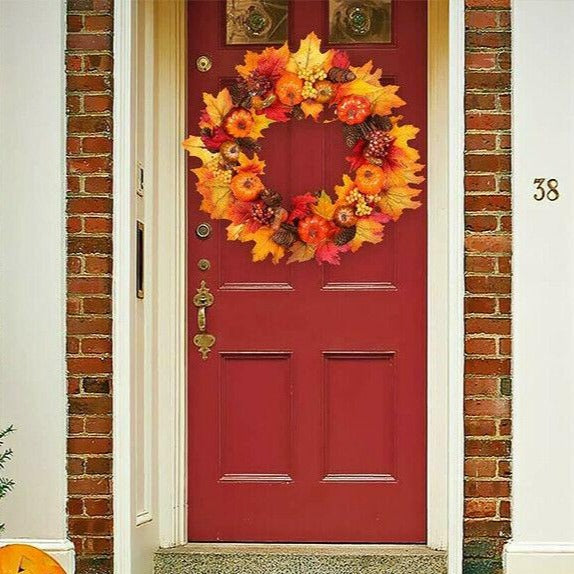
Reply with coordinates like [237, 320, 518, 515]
[66, 1, 114, 573]
[464, 1, 511, 572]
[64, 2, 511, 572]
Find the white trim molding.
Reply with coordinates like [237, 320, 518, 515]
[505, 544, 574, 574]
[0, 539, 75, 574]
[112, 0, 136, 571]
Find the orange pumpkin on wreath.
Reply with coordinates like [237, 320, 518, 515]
[183, 32, 424, 265]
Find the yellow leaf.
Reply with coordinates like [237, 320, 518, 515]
[348, 217, 385, 252]
[237, 152, 266, 175]
[182, 135, 217, 164]
[194, 172, 233, 219]
[377, 186, 422, 221]
[203, 88, 233, 127]
[226, 223, 246, 241]
[244, 227, 285, 263]
[350, 61, 383, 86]
[287, 241, 317, 264]
[336, 80, 405, 116]
[370, 85, 406, 117]
[249, 112, 275, 139]
[334, 174, 355, 203]
[301, 99, 324, 121]
[312, 190, 336, 220]
[287, 32, 333, 75]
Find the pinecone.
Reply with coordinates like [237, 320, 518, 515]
[246, 71, 273, 96]
[291, 105, 305, 121]
[229, 81, 252, 108]
[272, 223, 297, 247]
[343, 124, 363, 148]
[333, 225, 357, 246]
[236, 137, 261, 153]
[327, 67, 357, 83]
[366, 129, 393, 160]
[370, 115, 392, 132]
[251, 202, 276, 226]
[261, 188, 282, 207]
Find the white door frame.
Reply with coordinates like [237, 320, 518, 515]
[113, 0, 466, 572]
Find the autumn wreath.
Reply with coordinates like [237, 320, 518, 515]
[183, 33, 424, 265]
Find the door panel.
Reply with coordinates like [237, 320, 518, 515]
[187, 0, 427, 542]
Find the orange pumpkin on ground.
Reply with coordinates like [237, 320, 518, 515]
[0, 544, 66, 574]
[355, 164, 385, 195]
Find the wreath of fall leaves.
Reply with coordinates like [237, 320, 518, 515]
[183, 33, 424, 265]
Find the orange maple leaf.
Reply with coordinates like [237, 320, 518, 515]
[301, 99, 324, 121]
[236, 43, 290, 80]
[236, 153, 265, 175]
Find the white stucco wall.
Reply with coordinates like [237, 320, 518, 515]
[507, 0, 574, 572]
[0, 0, 72, 568]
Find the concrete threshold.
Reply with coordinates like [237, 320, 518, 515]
[155, 543, 447, 573]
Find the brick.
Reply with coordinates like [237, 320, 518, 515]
[67, 74, 111, 93]
[86, 457, 112, 475]
[67, 33, 112, 51]
[83, 137, 112, 154]
[465, 398, 510, 417]
[68, 317, 111, 335]
[69, 396, 112, 415]
[465, 153, 510, 173]
[68, 437, 112, 455]
[84, 95, 113, 112]
[465, 499, 497, 518]
[466, 11, 498, 28]
[465, 459, 497, 478]
[465, 480, 510, 498]
[68, 477, 111, 496]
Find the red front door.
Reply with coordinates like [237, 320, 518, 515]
[187, 0, 427, 542]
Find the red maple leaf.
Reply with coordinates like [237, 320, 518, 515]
[262, 100, 292, 123]
[332, 49, 351, 69]
[201, 126, 232, 152]
[345, 140, 368, 171]
[287, 193, 317, 223]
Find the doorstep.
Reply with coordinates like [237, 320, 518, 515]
[154, 543, 447, 574]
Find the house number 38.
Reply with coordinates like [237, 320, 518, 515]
[534, 178, 559, 201]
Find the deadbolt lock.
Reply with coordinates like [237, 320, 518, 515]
[196, 222, 212, 240]
[196, 55, 213, 72]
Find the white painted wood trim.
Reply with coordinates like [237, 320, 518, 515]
[112, 0, 135, 571]
[446, 1, 466, 572]
[0, 539, 75, 574]
[505, 543, 574, 574]
[154, 0, 188, 548]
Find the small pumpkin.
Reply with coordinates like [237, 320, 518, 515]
[298, 215, 332, 245]
[314, 80, 335, 104]
[336, 95, 371, 125]
[230, 172, 264, 201]
[223, 108, 254, 138]
[333, 205, 358, 228]
[355, 164, 385, 195]
[0, 544, 66, 574]
[275, 72, 304, 106]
